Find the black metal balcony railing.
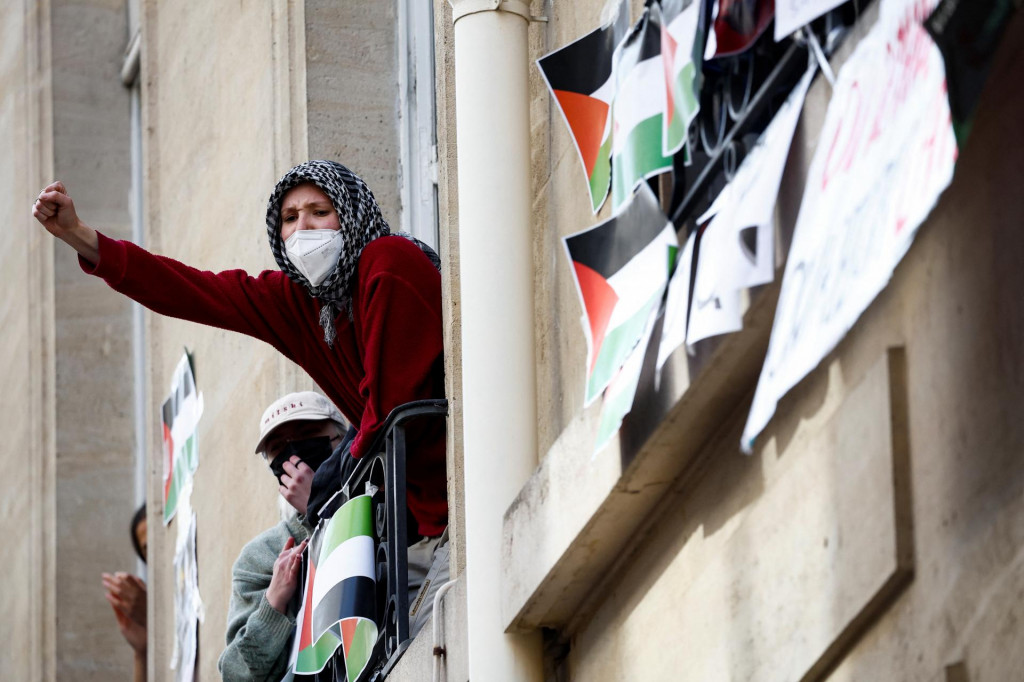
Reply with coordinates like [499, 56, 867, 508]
[669, 0, 874, 229]
[311, 400, 448, 682]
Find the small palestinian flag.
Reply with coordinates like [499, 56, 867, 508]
[593, 304, 659, 455]
[610, 6, 675, 214]
[162, 353, 201, 525]
[538, 0, 630, 214]
[564, 184, 678, 405]
[291, 495, 378, 679]
[161, 411, 179, 524]
[659, 0, 704, 156]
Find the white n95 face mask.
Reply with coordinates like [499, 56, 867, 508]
[284, 229, 344, 287]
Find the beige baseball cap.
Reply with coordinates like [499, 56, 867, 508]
[254, 391, 346, 454]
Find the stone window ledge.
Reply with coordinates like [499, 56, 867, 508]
[501, 281, 779, 633]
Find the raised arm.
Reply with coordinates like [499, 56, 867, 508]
[31, 181, 303, 356]
[32, 182, 100, 264]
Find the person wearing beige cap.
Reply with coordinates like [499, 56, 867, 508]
[254, 391, 348, 515]
[219, 391, 347, 682]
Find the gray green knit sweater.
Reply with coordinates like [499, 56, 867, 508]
[218, 514, 311, 682]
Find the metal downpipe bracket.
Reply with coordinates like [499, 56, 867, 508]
[449, 0, 547, 23]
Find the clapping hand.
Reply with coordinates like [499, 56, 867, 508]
[267, 536, 308, 614]
[103, 572, 147, 654]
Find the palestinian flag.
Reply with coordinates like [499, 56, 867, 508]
[659, 0, 704, 156]
[538, 0, 630, 214]
[610, 6, 675, 214]
[564, 184, 678, 405]
[161, 408, 179, 525]
[593, 304, 659, 455]
[162, 353, 202, 525]
[291, 495, 378, 679]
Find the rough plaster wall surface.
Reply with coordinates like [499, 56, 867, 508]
[306, 0, 400, 225]
[49, 1, 136, 678]
[387, 579, 469, 682]
[565, 15, 1024, 681]
[433, 0, 466, 577]
[566, 349, 910, 681]
[0, 4, 51, 680]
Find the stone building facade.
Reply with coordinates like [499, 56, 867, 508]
[2, 1, 1022, 681]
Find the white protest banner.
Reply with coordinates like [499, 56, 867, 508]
[743, 0, 957, 451]
[686, 277, 742, 344]
[775, 0, 846, 41]
[170, 491, 202, 682]
[687, 66, 817, 346]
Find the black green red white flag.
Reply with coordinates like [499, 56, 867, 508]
[564, 183, 678, 406]
[659, 0, 704, 157]
[593, 302, 659, 455]
[289, 494, 378, 679]
[610, 5, 676, 214]
[162, 352, 202, 525]
[538, 0, 630, 214]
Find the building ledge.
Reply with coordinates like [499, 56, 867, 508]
[501, 280, 779, 632]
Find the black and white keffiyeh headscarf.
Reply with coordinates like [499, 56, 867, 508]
[266, 160, 440, 346]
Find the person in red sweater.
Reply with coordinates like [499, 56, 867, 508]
[32, 161, 449, 630]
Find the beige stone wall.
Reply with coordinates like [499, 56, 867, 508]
[306, 0, 400, 223]
[51, 0, 137, 678]
[0, 2, 55, 679]
[12, 0, 1021, 679]
[433, 0, 466, 579]
[1, 0, 140, 679]
[137, 1, 295, 677]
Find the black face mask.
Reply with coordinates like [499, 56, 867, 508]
[268, 436, 334, 485]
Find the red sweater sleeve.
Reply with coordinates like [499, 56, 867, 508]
[79, 231, 303, 357]
[349, 239, 444, 459]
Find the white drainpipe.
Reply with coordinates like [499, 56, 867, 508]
[449, 2, 544, 681]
